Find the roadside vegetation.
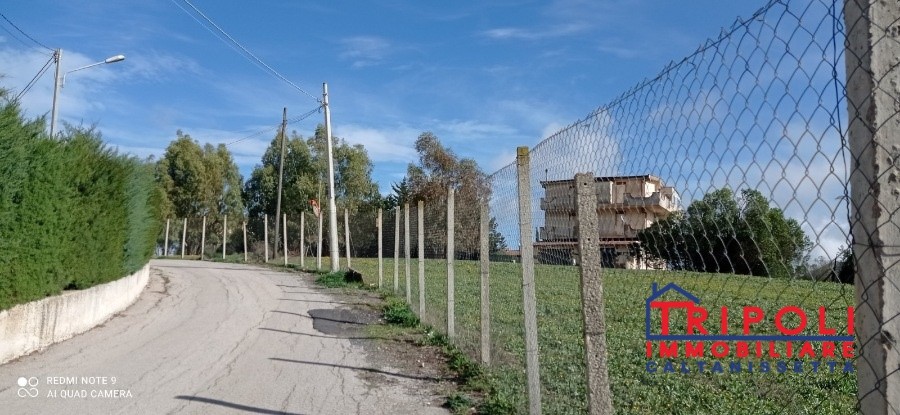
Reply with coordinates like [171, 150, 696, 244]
[0, 92, 161, 310]
[344, 257, 856, 415]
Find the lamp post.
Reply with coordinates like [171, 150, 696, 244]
[49, 49, 125, 137]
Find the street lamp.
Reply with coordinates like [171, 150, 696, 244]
[49, 49, 126, 137]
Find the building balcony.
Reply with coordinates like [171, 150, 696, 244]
[540, 197, 574, 211]
[613, 191, 678, 213]
[539, 226, 638, 241]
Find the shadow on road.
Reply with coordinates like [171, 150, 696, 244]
[153, 263, 262, 271]
[174, 395, 306, 415]
[259, 327, 404, 343]
[269, 358, 448, 382]
[277, 298, 371, 306]
[270, 310, 371, 325]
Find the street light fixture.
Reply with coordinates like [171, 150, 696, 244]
[49, 49, 126, 137]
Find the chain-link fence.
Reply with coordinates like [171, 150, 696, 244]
[154, 0, 900, 412]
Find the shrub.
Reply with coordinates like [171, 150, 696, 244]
[0, 96, 161, 310]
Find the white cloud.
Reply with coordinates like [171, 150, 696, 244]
[487, 149, 516, 172]
[434, 119, 517, 139]
[339, 36, 392, 68]
[334, 124, 418, 164]
[119, 50, 204, 82]
[482, 23, 588, 41]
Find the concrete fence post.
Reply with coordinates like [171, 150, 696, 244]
[200, 216, 206, 260]
[222, 214, 227, 259]
[844, 0, 900, 412]
[344, 208, 351, 269]
[378, 208, 383, 289]
[283, 213, 288, 266]
[447, 187, 456, 340]
[264, 214, 269, 263]
[300, 212, 306, 268]
[516, 146, 542, 415]
[575, 173, 614, 414]
[181, 218, 187, 259]
[164, 218, 170, 256]
[394, 207, 400, 293]
[404, 203, 411, 303]
[317, 211, 323, 270]
[480, 196, 491, 366]
[243, 221, 248, 262]
[418, 200, 426, 317]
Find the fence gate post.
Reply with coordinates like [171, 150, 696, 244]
[344, 208, 351, 269]
[418, 201, 425, 317]
[222, 215, 227, 259]
[844, 0, 900, 412]
[264, 214, 269, 263]
[243, 221, 248, 262]
[283, 213, 288, 266]
[404, 203, 411, 303]
[377, 208, 383, 288]
[200, 216, 206, 260]
[516, 146, 542, 415]
[317, 211, 323, 270]
[575, 173, 614, 414]
[301, 212, 306, 268]
[181, 218, 188, 258]
[480, 195, 491, 366]
[394, 206, 400, 293]
[164, 218, 170, 256]
[447, 187, 456, 340]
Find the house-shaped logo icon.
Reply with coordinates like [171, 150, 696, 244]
[645, 282, 701, 340]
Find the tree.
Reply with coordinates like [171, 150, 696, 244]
[242, 126, 381, 257]
[405, 132, 489, 258]
[155, 131, 244, 255]
[489, 217, 508, 254]
[382, 179, 411, 211]
[638, 187, 811, 278]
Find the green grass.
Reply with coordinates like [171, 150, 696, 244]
[336, 257, 856, 415]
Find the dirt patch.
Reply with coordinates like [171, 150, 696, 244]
[305, 289, 458, 410]
[308, 308, 380, 336]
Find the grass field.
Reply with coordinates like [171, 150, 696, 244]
[287, 255, 856, 414]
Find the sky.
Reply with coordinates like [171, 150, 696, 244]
[0, 0, 767, 189]
[1, 1, 850, 259]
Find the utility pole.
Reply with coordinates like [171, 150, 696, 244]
[323, 83, 340, 272]
[50, 49, 62, 137]
[274, 107, 288, 258]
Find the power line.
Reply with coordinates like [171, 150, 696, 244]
[225, 124, 281, 146]
[0, 21, 30, 48]
[0, 12, 53, 52]
[170, 0, 321, 103]
[225, 105, 322, 147]
[15, 54, 55, 100]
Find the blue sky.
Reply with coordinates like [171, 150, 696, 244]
[3, 1, 852, 259]
[1, 0, 767, 193]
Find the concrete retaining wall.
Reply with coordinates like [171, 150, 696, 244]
[0, 264, 150, 365]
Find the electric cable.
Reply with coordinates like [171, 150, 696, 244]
[170, 0, 320, 103]
[0, 12, 53, 52]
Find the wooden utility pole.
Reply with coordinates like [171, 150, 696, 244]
[274, 107, 288, 257]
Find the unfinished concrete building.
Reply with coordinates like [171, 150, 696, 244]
[536, 175, 679, 268]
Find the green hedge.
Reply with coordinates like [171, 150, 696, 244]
[0, 97, 161, 310]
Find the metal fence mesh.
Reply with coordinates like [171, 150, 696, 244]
[152, 0, 900, 412]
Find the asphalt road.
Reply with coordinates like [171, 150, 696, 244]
[0, 259, 446, 414]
